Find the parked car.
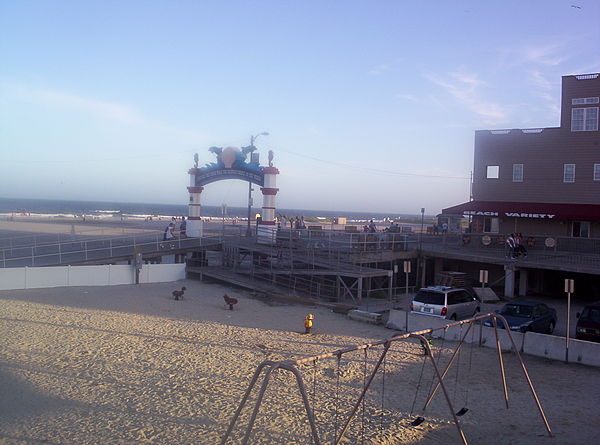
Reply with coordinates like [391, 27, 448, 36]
[576, 302, 600, 343]
[484, 301, 557, 334]
[411, 286, 480, 320]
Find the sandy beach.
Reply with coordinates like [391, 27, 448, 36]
[1, 279, 599, 445]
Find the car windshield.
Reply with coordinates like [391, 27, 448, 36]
[580, 307, 600, 323]
[414, 291, 444, 305]
[501, 304, 533, 318]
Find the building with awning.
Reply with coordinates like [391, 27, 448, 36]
[442, 73, 600, 239]
[434, 73, 600, 299]
[443, 201, 600, 236]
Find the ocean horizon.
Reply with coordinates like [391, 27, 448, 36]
[0, 197, 434, 222]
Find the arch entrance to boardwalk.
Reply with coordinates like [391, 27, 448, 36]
[186, 146, 279, 243]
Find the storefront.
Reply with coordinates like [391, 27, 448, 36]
[442, 201, 600, 238]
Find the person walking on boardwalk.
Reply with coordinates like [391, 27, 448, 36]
[304, 313, 314, 334]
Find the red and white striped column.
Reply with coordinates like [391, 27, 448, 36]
[187, 167, 204, 237]
[258, 166, 279, 243]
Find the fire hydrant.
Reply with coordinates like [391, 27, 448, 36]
[304, 313, 314, 334]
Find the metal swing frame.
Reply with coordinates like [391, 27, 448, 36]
[220, 312, 553, 445]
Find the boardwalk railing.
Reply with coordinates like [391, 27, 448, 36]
[0, 233, 210, 268]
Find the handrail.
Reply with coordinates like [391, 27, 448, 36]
[0, 235, 211, 267]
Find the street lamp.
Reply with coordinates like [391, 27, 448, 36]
[247, 132, 269, 236]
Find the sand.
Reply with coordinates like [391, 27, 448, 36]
[1, 280, 599, 445]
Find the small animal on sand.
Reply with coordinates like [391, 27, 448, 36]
[172, 286, 186, 300]
[223, 294, 238, 310]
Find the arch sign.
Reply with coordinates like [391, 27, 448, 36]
[186, 146, 280, 244]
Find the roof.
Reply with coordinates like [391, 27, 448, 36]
[442, 200, 600, 222]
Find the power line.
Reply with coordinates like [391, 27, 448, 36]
[275, 147, 471, 180]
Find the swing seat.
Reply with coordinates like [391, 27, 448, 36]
[411, 416, 425, 426]
[456, 407, 469, 416]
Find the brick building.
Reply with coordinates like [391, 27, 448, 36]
[432, 73, 599, 299]
[443, 73, 600, 238]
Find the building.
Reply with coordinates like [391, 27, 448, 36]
[443, 73, 600, 238]
[433, 73, 599, 299]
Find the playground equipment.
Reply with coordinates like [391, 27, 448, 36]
[220, 312, 552, 445]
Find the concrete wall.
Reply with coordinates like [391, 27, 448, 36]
[386, 309, 599, 367]
[0, 264, 186, 290]
[523, 331, 600, 367]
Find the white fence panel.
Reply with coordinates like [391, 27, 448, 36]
[141, 264, 185, 283]
[108, 266, 135, 285]
[26, 266, 69, 289]
[0, 264, 186, 290]
[0, 267, 27, 290]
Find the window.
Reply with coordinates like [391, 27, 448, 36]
[486, 165, 499, 179]
[483, 217, 499, 233]
[572, 107, 599, 131]
[563, 164, 575, 183]
[512, 164, 523, 182]
[572, 97, 599, 105]
[595, 164, 600, 181]
[572, 221, 590, 238]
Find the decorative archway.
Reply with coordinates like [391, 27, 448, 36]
[186, 146, 279, 243]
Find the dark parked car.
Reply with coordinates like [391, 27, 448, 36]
[484, 301, 557, 334]
[576, 302, 600, 343]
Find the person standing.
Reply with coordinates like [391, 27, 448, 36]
[164, 222, 176, 241]
[505, 234, 516, 258]
[179, 217, 187, 237]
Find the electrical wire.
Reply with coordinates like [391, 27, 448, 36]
[275, 147, 471, 180]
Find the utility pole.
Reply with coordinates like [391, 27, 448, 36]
[246, 132, 269, 237]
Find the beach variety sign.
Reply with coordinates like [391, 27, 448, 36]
[464, 210, 556, 219]
[195, 146, 264, 187]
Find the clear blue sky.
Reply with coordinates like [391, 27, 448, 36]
[1, 0, 599, 214]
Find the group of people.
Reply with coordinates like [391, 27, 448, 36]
[163, 217, 187, 241]
[505, 233, 527, 259]
[362, 219, 377, 233]
[278, 215, 306, 230]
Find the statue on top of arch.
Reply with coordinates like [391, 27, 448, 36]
[201, 145, 263, 174]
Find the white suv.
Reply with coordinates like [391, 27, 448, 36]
[411, 286, 480, 320]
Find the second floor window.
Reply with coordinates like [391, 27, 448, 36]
[512, 164, 523, 182]
[486, 165, 499, 179]
[572, 107, 599, 131]
[595, 164, 600, 181]
[564, 164, 575, 183]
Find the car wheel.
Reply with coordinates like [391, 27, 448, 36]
[450, 314, 457, 321]
[473, 307, 480, 317]
[547, 321, 555, 334]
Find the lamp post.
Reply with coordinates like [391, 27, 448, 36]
[246, 132, 269, 237]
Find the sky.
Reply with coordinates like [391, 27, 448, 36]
[1, 0, 599, 215]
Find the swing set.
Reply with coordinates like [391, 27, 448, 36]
[220, 312, 553, 445]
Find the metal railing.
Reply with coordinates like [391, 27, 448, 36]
[421, 233, 600, 270]
[0, 233, 211, 268]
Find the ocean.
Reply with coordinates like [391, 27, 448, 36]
[0, 197, 428, 223]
